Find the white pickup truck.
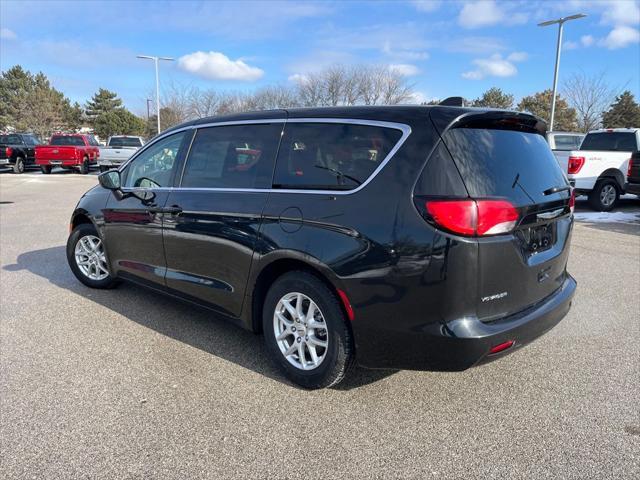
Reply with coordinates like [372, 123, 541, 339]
[98, 135, 145, 172]
[566, 128, 639, 211]
[546, 131, 584, 173]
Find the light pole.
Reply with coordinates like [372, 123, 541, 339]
[137, 55, 174, 135]
[538, 14, 586, 132]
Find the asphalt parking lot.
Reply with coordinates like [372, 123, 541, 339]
[1, 168, 639, 479]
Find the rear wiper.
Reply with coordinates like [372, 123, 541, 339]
[314, 165, 362, 186]
[543, 185, 571, 196]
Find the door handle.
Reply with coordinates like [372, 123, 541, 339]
[148, 205, 183, 215]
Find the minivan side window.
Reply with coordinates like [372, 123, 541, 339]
[180, 124, 282, 189]
[273, 123, 403, 190]
[123, 131, 186, 188]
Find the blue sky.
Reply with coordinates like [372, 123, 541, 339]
[1, 0, 639, 115]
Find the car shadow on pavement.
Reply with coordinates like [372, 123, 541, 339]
[3, 245, 396, 390]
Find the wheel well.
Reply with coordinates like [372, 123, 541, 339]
[250, 258, 344, 334]
[598, 169, 625, 189]
[71, 213, 92, 230]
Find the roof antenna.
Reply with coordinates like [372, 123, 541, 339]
[439, 97, 465, 107]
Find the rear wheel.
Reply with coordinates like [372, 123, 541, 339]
[67, 223, 118, 289]
[99, 165, 108, 173]
[262, 271, 354, 389]
[13, 157, 25, 174]
[40, 165, 52, 174]
[588, 179, 619, 211]
[79, 157, 89, 174]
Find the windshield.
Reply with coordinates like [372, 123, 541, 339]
[50, 136, 84, 146]
[580, 132, 637, 151]
[109, 137, 143, 148]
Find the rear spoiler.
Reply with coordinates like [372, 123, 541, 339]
[430, 108, 548, 136]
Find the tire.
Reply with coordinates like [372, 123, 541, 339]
[40, 165, 52, 174]
[79, 157, 89, 174]
[588, 179, 619, 211]
[13, 157, 25, 174]
[67, 223, 118, 289]
[99, 165, 107, 173]
[262, 271, 354, 389]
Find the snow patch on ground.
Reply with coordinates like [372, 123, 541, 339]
[574, 211, 640, 224]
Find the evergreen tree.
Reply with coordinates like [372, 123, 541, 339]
[517, 89, 578, 131]
[601, 91, 640, 128]
[85, 88, 123, 119]
[472, 87, 514, 109]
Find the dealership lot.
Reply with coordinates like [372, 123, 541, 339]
[1, 170, 638, 479]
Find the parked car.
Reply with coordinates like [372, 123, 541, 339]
[546, 131, 584, 172]
[35, 134, 101, 174]
[625, 151, 640, 196]
[98, 135, 145, 172]
[66, 106, 576, 389]
[566, 128, 639, 211]
[0, 133, 41, 174]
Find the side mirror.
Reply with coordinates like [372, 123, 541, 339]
[98, 170, 121, 190]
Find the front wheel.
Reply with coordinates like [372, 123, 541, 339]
[40, 165, 52, 174]
[588, 179, 619, 211]
[262, 271, 354, 389]
[13, 157, 25, 174]
[67, 223, 118, 289]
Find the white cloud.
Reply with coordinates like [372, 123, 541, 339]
[458, 0, 528, 29]
[462, 53, 518, 80]
[601, 0, 640, 26]
[447, 36, 506, 54]
[407, 91, 430, 104]
[411, 1, 442, 13]
[178, 51, 264, 81]
[459, 1, 504, 28]
[287, 73, 308, 83]
[0, 28, 16, 40]
[564, 40, 579, 50]
[389, 63, 420, 76]
[581, 35, 595, 47]
[507, 51, 528, 62]
[600, 25, 640, 49]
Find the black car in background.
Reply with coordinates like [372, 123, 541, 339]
[66, 106, 576, 389]
[0, 133, 41, 173]
[625, 151, 640, 196]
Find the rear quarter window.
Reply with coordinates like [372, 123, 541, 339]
[273, 122, 403, 190]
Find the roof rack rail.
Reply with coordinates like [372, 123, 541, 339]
[439, 97, 465, 107]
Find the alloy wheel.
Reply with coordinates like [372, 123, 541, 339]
[74, 235, 109, 281]
[273, 292, 329, 371]
[600, 184, 616, 207]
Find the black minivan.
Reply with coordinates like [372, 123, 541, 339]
[67, 106, 576, 388]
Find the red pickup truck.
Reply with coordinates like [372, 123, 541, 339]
[35, 134, 100, 174]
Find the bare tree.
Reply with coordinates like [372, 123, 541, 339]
[246, 85, 300, 110]
[562, 72, 619, 132]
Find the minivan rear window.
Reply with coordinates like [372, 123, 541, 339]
[580, 132, 637, 151]
[273, 123, 403, 190]
[442, 128, 567, 206]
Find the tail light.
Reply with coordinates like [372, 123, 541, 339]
[568, 156, 585, 174]
[569, 189, 575, 214]
[5, 147, 12, 157]
[425, 199, 519, 237]
[628, 157, 633, 178]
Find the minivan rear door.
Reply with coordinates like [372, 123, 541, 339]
[432, 111, 573, 321]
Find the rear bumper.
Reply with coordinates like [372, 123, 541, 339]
[356, 274, 576, 370]
[36, 159, 80, 167]
[624, 182, 640, 195]
[98, 159, 125, 167]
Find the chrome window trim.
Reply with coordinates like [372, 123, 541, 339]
[119, 117, 411, 196]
